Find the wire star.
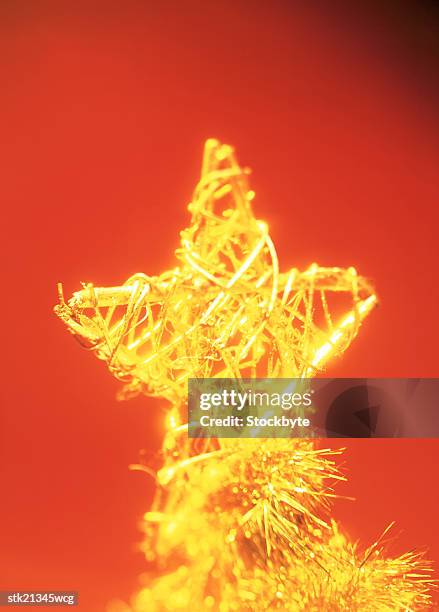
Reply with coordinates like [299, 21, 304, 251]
[55, 138, 377, 406]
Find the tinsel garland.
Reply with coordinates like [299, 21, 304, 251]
[55, 139, 434, 610]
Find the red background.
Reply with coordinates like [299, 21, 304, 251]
[1, 1, 438, 610]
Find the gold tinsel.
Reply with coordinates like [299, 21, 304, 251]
[55, 139, 434, 610]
